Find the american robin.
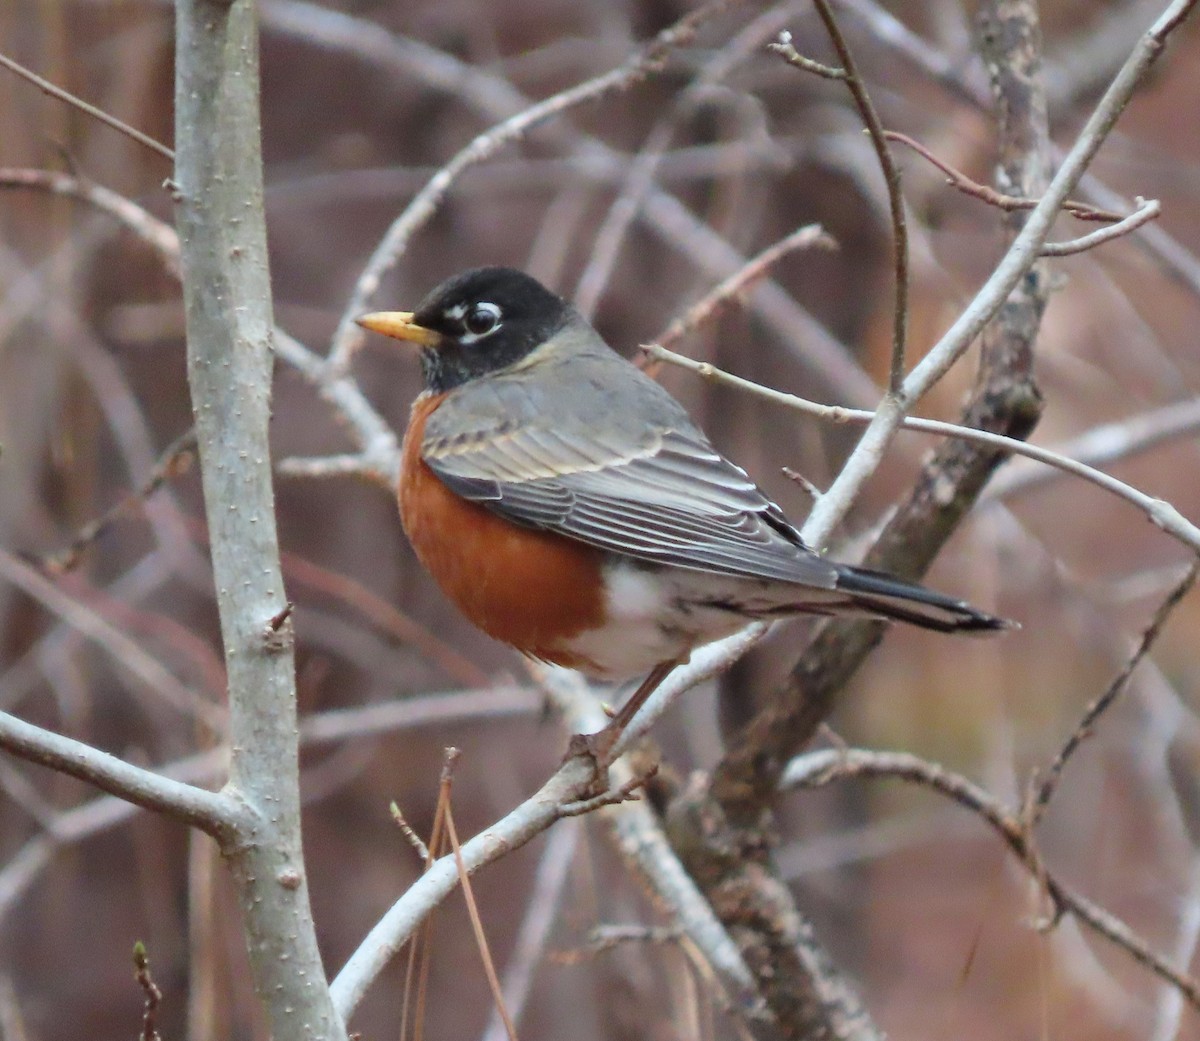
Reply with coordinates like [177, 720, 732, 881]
[358, 267, 1011, 761]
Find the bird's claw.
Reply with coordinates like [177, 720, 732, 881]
[564, 727, 622, 797]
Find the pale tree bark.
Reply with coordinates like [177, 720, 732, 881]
[173, 1, 345, 1037]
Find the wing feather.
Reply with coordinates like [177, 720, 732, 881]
[425, 423, 839, 587]
[420, 338, 839, 589]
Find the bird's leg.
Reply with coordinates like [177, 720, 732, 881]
[566, 658, 680, 794]
[603, 658, 680, 743]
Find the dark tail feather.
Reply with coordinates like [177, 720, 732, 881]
[834, 565, 1017, 634]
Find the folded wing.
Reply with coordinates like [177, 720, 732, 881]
[423, 415, 840, 590]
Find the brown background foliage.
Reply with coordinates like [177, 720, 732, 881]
[1, 1, 1199, 1039]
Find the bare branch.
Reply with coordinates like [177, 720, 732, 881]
[326, 2, 728, 375]
[390, 803, 432, 863]
[0, 169, 182, 272]
[844, 0, 1200, 305]
[700, 0, 1050, 831]
[1030, 561, 1199, 825]
[132, 943, 164, 1041]
[642, 343, 1200, 555]
[662, 6, 1050, 1037]
[784, 748, 1200, 1010]
[0, 52, 174, 162]
[0, 548, 225, 733]
[650, 224, 837, 355]
[987, 396, 1200, 501]
[0, 167, 399, 483]
[771, 15, 909, 391]
[0, 711, 238, 839]
[259, 0, 880, 408]
[173, 0, 344, 1036]
[331, 669, 764, 1025]
[1039, 197, 1161, 255]
[802, 0, 1198, 551]
[882, 130, 1124, 222]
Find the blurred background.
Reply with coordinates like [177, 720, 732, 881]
[2, 0, 1200, 1038]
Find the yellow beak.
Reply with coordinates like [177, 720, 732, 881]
[355, 311, 443, 348]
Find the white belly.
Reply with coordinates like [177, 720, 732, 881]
[555, 561, 839, 681]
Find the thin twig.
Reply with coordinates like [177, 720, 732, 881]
[557, 765, 657, 818]
[0, 167, 398, 482]
[0, 169, 183, 272]
[986, 396, 1200, 501]
[326, 2, 727, 374]
[768, 40, 846, 79]
[552, 924, 683, 962]
[390, 803, 432, 863]
[800, 0, 1200, 552]
[0, 53, 174, 162]
[132, 942, 163, 1041]
[1029, 561, 1199, 826]
[650, 223, 836, 358]
[259, 0, 878, 409]
[35, 429, 197, 574]
[783, 748, 1200, 1011]
[882, 130, 1124, 222]
[771, 17, 909, 391]
[643, 343, 1200, 555]
[275, 453, 381, 479]
[844, 0, 1200, 304]
[0, 549, 227, 733]
[781, 466, 823, 501]
[1039, 197, 1161, 255]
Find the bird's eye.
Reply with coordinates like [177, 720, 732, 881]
[464, 302, 501, 337]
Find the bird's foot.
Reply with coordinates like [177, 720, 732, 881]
[562, 659, 681, 796]
[564, 725, 622, 797]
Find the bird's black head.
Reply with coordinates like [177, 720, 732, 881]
[358, 267, 577, 393]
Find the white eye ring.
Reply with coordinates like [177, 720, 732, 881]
[462, 302, 501, 340]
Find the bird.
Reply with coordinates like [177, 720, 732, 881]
[357, 266, 1013, 765]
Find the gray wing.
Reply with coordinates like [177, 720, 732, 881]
[421, 344, 838, 589]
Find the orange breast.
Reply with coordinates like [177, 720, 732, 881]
[399, 393, 608, 670]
